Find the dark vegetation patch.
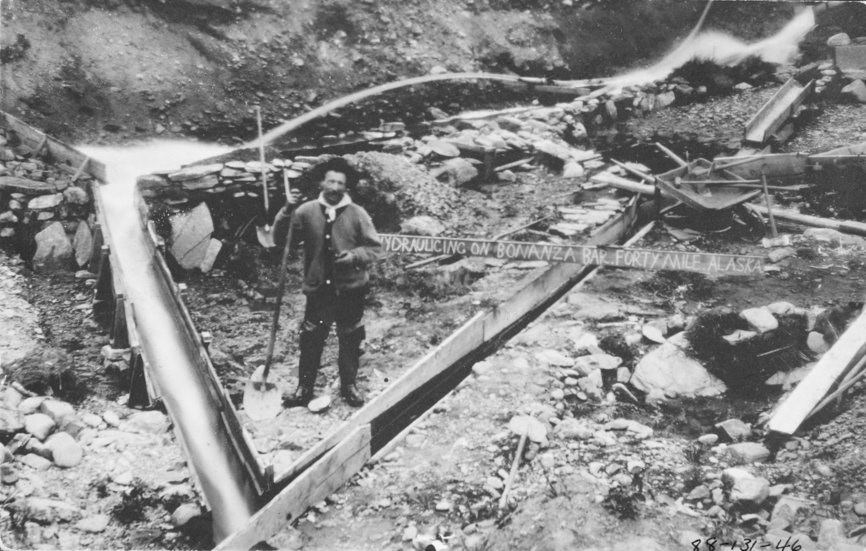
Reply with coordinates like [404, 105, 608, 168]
[685, 308, 809, 393]
[638, 270, 715, 306]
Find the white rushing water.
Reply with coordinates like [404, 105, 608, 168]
[603, 4, 817, 91]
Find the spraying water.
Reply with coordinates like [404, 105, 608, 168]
[602, 4, 817, 91]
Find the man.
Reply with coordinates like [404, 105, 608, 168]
[272, 157, 381, 408]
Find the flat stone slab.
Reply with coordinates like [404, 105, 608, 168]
[836, 44, 866, 79]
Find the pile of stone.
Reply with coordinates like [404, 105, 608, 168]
[0, 383, 202, 549]
[823, 33, 866, 102]
[0, 130, 96, 273]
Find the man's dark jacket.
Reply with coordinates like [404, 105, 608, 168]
[273, 200, 381, 294]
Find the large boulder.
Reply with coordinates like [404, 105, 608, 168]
[72, 221, 94, 268]
[841, 79, 866, 103]
[168, 202, 214, 270]
[32, 221, 74, 272]
[630, 333, 726, 397]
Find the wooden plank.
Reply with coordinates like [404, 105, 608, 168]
[744, 78, 813, 145]
[1, 112, 107, 183]
[589, 172, 654, 196]
[379, 234, 764, 276]
[748, 204, 866, 237]
[767, 308, 866, 435]
[712, 153, 810, 179]
[215, 425, 372, 551]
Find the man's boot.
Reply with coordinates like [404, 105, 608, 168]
[283, 327, 325, 408]
[338, 327, 365, 407]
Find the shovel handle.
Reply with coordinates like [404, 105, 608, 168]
[256, 105, 269, 215]
[262, 221, 294, 381]
[499, 432, 528, 509]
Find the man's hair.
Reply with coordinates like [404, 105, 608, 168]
[313, 157, 358, 188]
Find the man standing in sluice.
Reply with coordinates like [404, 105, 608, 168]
[273, 157, 382, 408]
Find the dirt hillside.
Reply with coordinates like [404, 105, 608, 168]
[0, 0, 793, 144]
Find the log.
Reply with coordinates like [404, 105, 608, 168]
[767, 307, 866, 435]
[747, 205, 866, 237]
[589, 172, 654, 196]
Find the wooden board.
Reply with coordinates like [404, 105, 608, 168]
[712, 153, 810, 179]
[744, 78, 814, 146]
[1, 112, 107, 183]
[214, 425, 372, 551]
[767, 308, 866, 435]
[380, 234, 764, 276]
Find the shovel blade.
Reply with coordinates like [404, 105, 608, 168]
[243, 365, 282, 420]
[256, 225, 276, 248]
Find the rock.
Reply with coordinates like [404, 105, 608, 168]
[630, 338, 726, 397]
[767, 301, 797, 315]
[125, 410, 169, 434]
[817, 519, 847, 550]
[103, 411, 120, 427]
[722, 329, 757, 345]
[698, 433, 719, 445]
[400, 215, 446, 236]
[16, 497, 79, 523]
[806, 331, 830, 354]
[76, 513, 110, 533]
[72, 221, 94, 268]
[19, 453, 52, 470]
[439, 158, 478, 186]
[428, 139, 461, 158]
[24, 413, 56, 440]
[642, 321, 667, 343]
[841, 79, 866, 103]
[828, 32, 851, 47]
[727, 442, 770, 464]
[27, 193, 63, 210]
[768, 247, 796, 262]
[39, 399, 75, 425]
[508, 415, 547, 444]
[562, 161, 585, 179]
[740, 307, 778, 333]
[32, 222, 74, 272]
[1, 463, 19, 484]
[715, 419, 751, 442]
[686, 485, 710, 501]
[854, 502, 866, 516]
[62, 186, 89, 205]
[555, 418, 594, 440]
[573, 354, 620, 375]
[82, 413, 103, 427]
[198, 238, 222, 273]
[733, 82, 753, 91]
[769, 495, 814, 531]
[592, 430, 617, 447]
[0, 405, 24, 436]
[803, 227, 850, 247]
[307, 395, 331, 413]
[46, 432, 83, 468]
[171, 503, 201, 527]
[169, 202, 214, 270]
[723, 467, 769, 505]
[535, 349, 573, 367]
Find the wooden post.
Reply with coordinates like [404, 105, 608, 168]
[760, 170, 778, 237]
[483, 147, 496, 181]
[111, 295, 130, 349]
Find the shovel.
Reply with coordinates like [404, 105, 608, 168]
[243, 222, 294, 420]
[254, 105, 276, 248]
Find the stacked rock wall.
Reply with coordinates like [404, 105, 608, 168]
[0, 127, 96, 273]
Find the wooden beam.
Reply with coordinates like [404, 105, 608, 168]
[744, 78, 813, 146]
[747, 204, 866, 237]
[589, 172, 655, 196]
[214, 425, 372, 551]
[767, 307, 866, 435]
